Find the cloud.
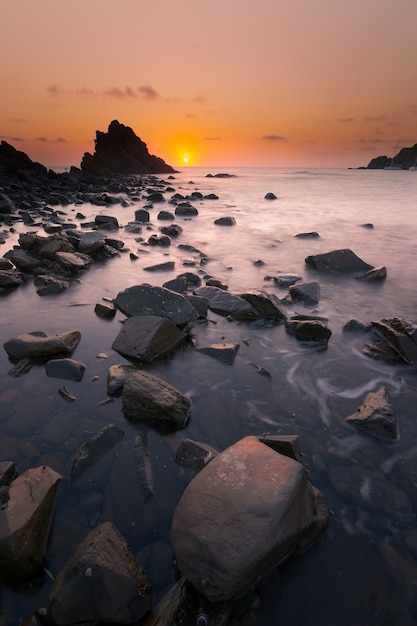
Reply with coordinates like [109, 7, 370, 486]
[363, 115, 389, 123]
[47, 84, 63, 96]
[261, 135, 288, 142]
[34, 136, 66, 143]
[9, 118, 26, 123]
[35, 136, 48, 142]
[0, 135, 24, 142]
[137, 85, 160, 100]
[104, 86, 138, 99]
[339, 118, 355, 123]
[55, 137, 66, 143]
[204, 136, 221, 141]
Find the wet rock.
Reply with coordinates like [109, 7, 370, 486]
[285, 317, 331, 342]
[343, 318, 368, 332]
[46, 358, 86, 381]
[114, 284, 199, 325]
[143, 260, 175, 272]
[4, 329, 81, 359]
[34, 274, 70, 295]
[171, 436, 329, 602]
[214, 216, 236, 226]
[344, 385, 398, 439]
[112, 315, 187, 362]
[0, 461, 16, 487]
[194, 285, 260, 320]
[159, 223, 182, 237]
[295, 231, 320, 238]
[272, 273, 302, 288]
[175, 438, 219, 472]
[0, 192, 16, 214]
[305, 248, 374, 273]
[134, 208, 150, 222]
[240, 287, 287, 321]
[356, 266, 387, 281]
[107, 363, 138, 396]
[0, 465, 62, 576]
[368, 318, 417, 364]
[70, 424, 125, 481]
[94, 300, 116, 318]
[147, 191, 165, 203]
[122, 370, 191, 427]
[95, 214, 119, 229]
[185, 294, 209, 318]
[196, 342, 240, 365]
[54, 250, 92, 271]
[264, 192, 277, 200]
[289, 281, 320, 304]
[3, 248, 43, 273]
[157, 209, 175, 220]
[162, 276, 187, 293]
[47, 521, 152, 624]
[77, 230, 106, 254]
[147, 233, 171, 246]
[0, 269, 23, 289]
[175, 202, 198, 216]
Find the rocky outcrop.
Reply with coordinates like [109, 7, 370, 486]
[305, 248, 374, 273]
[121, 370, 191, 427]
[171, 436, 329, 602]
[47, 521, 152, 624]
[367, 143, 417, 169]
[0, 465, 62, 576]
[80, 120, 176, 176]
[0, 141, 48, 178]
[344, 385, 398, 439]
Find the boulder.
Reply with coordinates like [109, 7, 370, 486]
[70, 424, 125, 481]
[47, 522, 152, 624]
[174, 202, 198, 216]
[214, 216, 236, 226]
[80, 120, 176, 176]
[239, 287, 287, 321]
[194, 286, 259, 320]
[3, 248, 43, 273]
[175, 438, 219, 472]
[272, 274, 302, 288]
[77, 230, 106, 254]
[344, 385, 398, 439]
[112, 315, 187, 362]
[285, 317, 331, 343]
[134, 209, 150, 222]
[45, 358, 86, 381]
[33, 275, 70, 295]
[0, 465, 62, 576]
[264, 192, 277, 200]
[107, 363, 138, 396]
[122, 370, 191, 427]
[305, 248, 374, 273]
[94, 300, 116, 318]
[4, 329, 81, 359]
[289, 281, 320, 304]
[368, 318, 417, 364]
[171, 436, 328, 602]
[196, 343, 240, 365]
[356, 266, 387, 281]
[54, 250, 92, 271]
[114, 284, 199, 325]
[143, 261, 175, 272]
[0, 270, 23, 289]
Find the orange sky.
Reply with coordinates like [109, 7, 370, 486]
[1, 0, 416, 169]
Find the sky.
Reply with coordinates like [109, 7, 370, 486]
[1, 0, 417, 169]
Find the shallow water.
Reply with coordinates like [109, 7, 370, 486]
[1, 167, 417, 624]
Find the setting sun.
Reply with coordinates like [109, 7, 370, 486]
[183, 157, 189, 164]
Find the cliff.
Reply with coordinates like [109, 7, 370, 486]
[367, 143, 417, 169]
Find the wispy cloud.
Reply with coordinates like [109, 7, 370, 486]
[137, 85, 160, 100]
[363, 115, 389, 123]
[339, 117, 355, 123]
[204, 136, 221, 141]
[261, 135, 288, 142]
[0, 135, 24, 142]
[35, 136, 48, 142]
[34, 136, 66, 143]
[104, 86, 137, 99]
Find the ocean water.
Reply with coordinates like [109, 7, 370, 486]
[1, 167, 417, 624]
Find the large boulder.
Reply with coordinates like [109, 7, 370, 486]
[0, 465, 62, 576]
[171, 436, 329, 602]
[122, 370, 191, 428]
[239, 288, 287, 321]
[112, 315, 187, 362]
[194, 286, 260, 320]
[305, 248, 374, 273]
[47, 522, 152, 625]
[368, 318, 417, 364]
[80, 120, 176, 176]
[114, 284, 199, 326]
[4, 329, 81, 360]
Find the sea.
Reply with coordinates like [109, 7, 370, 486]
[1, 167, 417, 625]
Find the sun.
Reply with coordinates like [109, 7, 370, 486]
[183, 157, 189, 164]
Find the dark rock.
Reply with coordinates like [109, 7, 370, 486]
[305, 248, 374, 273]
[147, 191, 165, 203]
[34, 274, 70, 295]
[367, 155, 391, 169]
[4, 248, 43, 273]
[214, 216, 236, 226]
[122, 370, 191, 427]
[285, 318, 331, 342]
[55, 250, 92, 271]
[0, 270, 23, 289]
[95, 214, 119, 229]
[70, 424, 125, 481]
[4, 329, 81, 359]
[80, 120, 176, 176]
[345, 385, 398, 439]
[356, 266, 387, 281]
[162, 276, 188, 293]
[0, 461, 17, 487]
[196, 342, 240, 365]
[114, 284, 198, 325]
[194, 286, 260, 320]
[175, 202, 198, 216]
[289, 281, 320, 304]
[107, 363, 138, 396]
[159, 224, 182, 238]
[157, 210, 175, 220]
[265, 192, 277, 200]
[134, 208, 150, 222]
[175, 438, 219, 472]
[47, 522, 152, 624]
[94, 300, 116, 318]
[295, 231, 320, 238]
[171, 436, 329, 602]
[369, 318, 417, 364]
[272, 274, 302, 287]
[0, 465, 62, 576]
[112, 315, 187, 362]
[184, 294, 209, 318]
[240, 288, 287, 321]
[343, 318, 368, 332]
[0, 192, 16, 214]
[0, 140, 48, 178]
[143, 261, 175, 272]
[46, 358, 86, 381]
[147, 233, 171, 247]
[205, 277, 228, 290]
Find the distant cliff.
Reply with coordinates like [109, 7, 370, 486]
[80, 120, 176, 176]
[367, 143, 417, 169]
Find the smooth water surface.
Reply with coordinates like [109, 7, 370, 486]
[1, 168, 416, 624]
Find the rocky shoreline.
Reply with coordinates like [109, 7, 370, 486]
[1, 139, 417, 625]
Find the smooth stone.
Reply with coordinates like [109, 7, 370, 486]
[214, 216, 236, 226]
[4, 329, 81, 359]
[305, 248, 374, 273]
[289, 281, 320, 304]
[112, 315, 187, 362]
[114, 284, 198, 325]
[107, 363, 138, 396]
[240, 287, 287, 321]
[194, 286, 259, 320]
[285, 318, 331, 342]
[46, 358, 86, 381]
[356, 266, 387, 281]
